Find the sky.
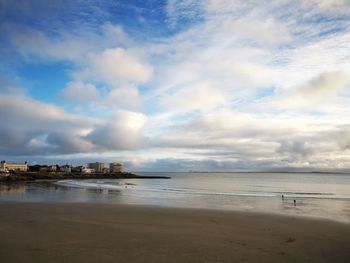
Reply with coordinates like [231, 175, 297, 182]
[1, 0, 350, 172]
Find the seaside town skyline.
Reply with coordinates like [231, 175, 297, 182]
[1, 1, 350, 172]
[0, 160, 124, 174]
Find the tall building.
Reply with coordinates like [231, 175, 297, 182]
[88, 162, 105, 173]
[109, 163, 123, 173]
[0, 161, 28, 172]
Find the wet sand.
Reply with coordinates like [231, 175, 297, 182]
[0, 203, 349, 263]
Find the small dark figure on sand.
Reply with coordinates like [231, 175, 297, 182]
[294, 200, 296, 206]
[282, 194, 284, 201]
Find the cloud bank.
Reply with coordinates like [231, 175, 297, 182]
[0, 95, 148, 155]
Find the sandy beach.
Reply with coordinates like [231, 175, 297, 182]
[0, 203, 349, 263]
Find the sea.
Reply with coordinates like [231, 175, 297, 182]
[1, 172, 350, 223]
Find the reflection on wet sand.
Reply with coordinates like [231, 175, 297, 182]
[0, 183, 26, 194]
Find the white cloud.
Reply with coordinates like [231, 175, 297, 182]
[273, 71, 350, 110]
[60, 82, 143, 112]
[101, 23, 135, 47]
[313, 0, 350, 14]
[151, 0, 350, 121]
[298, 71, 348, 101]
[0, 95, 96, 154]
[159, 81, 228, 113]
[4, 23, 153, 113]
[0, 95, 149, 155]
[6, 25, 94, 61]
[75, 48, 153, 86]
[107, 86, 143, 111]
[60, 81, 100, 103]
[4, 23, 135, 62]
[88, 111, 148, 150]
[145, 109, 350, 169]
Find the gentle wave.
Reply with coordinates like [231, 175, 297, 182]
[56, 180, 124, 190]
[55, 180, 350, 200]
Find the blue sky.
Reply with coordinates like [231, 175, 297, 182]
[1, 0, 350, 171]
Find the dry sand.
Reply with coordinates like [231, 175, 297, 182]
[0, 203, 349, 263]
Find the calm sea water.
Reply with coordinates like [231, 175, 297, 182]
[1, 172, 350, 223]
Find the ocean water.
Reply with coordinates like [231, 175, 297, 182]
[1, 172, 350, 223]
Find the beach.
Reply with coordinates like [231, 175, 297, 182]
[0, 203, 349, 263]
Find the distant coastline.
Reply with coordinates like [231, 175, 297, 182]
[187, 170, 350, 174]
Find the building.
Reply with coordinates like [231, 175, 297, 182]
[88, 162, 105, 173]
[109, 163, 123, 173]
[71, 166, 83, 173]
[0, 161, 28, 172]
[60, 165, 72, 174]
[82, 167, 94, 174]
[102, 167, 109, 174]
[48, 165, 57, 172]
[0, 167, 9, 176]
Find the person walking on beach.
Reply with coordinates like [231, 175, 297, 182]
[282, 194, 284, 201]
[294, 200, 296, 206]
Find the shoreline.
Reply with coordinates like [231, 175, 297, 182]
[1, 179, 349, 225]
[1, 198, 350, 225]
[1, 199, 350, 225]
[0, 202, 349, 263]
[0, 172, 171, 182]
